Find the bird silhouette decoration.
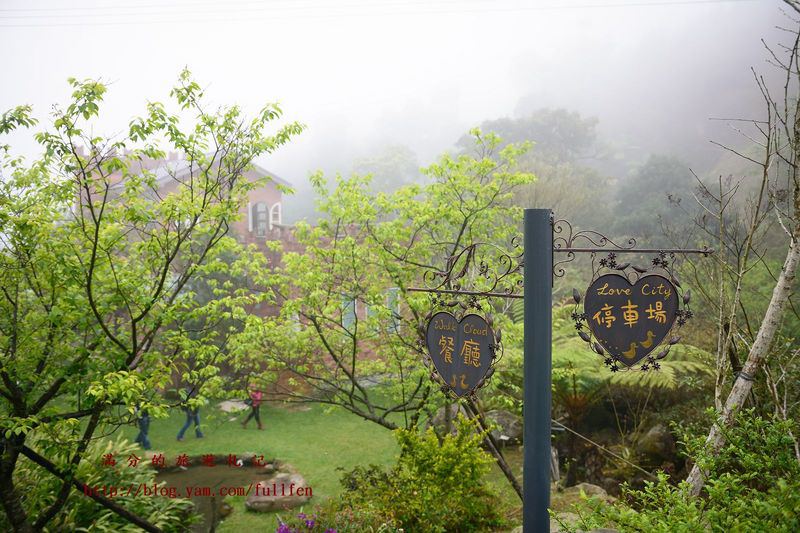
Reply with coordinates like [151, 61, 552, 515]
[622, 342, 638, 359]
[640, 330, 656, 348]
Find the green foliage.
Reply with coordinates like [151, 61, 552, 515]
[351, 144, 421, 192]
[0, 71, 302, 529]
[460, 109, 599, 163]
[464, 108, 615, 237]
[489, 304, 713, 419]
[321, 416, 506, 533]
[489, 304, 713, 485]
[562, 411, 800, 532]
[613, 155, 695, 242]
[275, 501, 400, 532]
[1, 436, 197, 532]
[232, 128, 534, 430]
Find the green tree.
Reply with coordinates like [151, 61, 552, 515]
[459, 108, 599, 163]
[0, 71, 302, 531]
[232, 129, 534, 431]
[462, 108, 614, 246]
[613, 154, 695, 241]
[351, 144, 421, 192]
[685, 7, 800, 494]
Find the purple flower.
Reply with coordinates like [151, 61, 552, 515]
[276, 524, 292, 533]
[325, 530, 337, 533]
[297, 513, 307, 519]
[305, 519, 315, 528]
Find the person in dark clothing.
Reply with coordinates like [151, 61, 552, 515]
[242, 383, 264, 430]
[177, 386, 204, 441]
[134, 405, 151, 450]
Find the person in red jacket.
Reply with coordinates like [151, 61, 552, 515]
[242, 383, 264, 430]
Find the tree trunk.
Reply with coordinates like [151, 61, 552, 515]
[464, 398, 523, 502]
[687, 224, 800, 496]
[0, 436, 33, 533]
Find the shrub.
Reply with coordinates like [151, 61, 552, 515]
[277, 415, 507, 533]
[275, 503, 399, 533]
[342, 415, 505, 532]
[557, 410, 800, 532]
[1, 435, 197, 532]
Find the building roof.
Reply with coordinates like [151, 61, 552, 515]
[112, 156, 290, 190]
[249, 162, 292, 188]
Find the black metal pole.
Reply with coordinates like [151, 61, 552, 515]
[524, 209, 552, 532]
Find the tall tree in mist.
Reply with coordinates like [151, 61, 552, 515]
[462, 108, 613, 228]
[351, 144, 421, 192]
[686, 6, 800, 495]
[614, 154, 695, 241]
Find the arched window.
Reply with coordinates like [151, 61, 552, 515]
[269, 203, 282, 229]
[253, 202, 268, 236]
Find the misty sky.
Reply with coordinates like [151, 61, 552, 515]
[0, 0, 790, 218]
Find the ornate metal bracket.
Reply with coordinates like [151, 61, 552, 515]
[552, 217, 713, 278]
[409, 218, 713, 295]
[407, 216, 713, 374]
[413, 239, 524, 298]
[408, 239, 521, 396]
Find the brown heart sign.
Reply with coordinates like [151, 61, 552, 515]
[425, 312, 494, 397]
[584, 273, 678, 366]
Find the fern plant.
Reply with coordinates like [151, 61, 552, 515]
[488, 303, 713, 419]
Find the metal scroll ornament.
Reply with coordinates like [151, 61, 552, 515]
[571, 252, 693, 371]
[420, 239, 524, 300]
[552, 218, 637, 278]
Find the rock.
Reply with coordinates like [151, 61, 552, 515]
[600, 477, 621, 496]
[637, 423, 675, 461]
[426, 405, 523, 444]
[425, 403, 469, 434]
[485, 409, 523, 444]
[566, 482, 607, 498]
[245, 472, 311, 513]
[510, 512, 615, 532]
[218, 400, 248, 413]
[218, 501, 234, 517]
[551, 511, 580, 532]
[563, 482, 616, 503]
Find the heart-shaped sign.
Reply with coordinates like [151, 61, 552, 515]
[584, 273, 678, 366]
[425, 312, 494, 397]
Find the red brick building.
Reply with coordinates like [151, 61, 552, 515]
[110, 151, 293, 245]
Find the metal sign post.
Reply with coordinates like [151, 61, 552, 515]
[411, 210, 712, 533]
[523, 208, 552, 532]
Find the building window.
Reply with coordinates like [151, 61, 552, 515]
[270, 203, 282, 229]
[342, 296, 356, 330]
[253, 202, 268, 237]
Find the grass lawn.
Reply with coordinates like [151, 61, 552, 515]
[113, 401, 399, 531]
[485, 445, 524, 524]
[108, 400, 528, 531]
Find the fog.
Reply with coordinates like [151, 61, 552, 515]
[0, 0, 789, 221]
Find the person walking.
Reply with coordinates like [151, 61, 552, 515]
[242, 383, 264, 430]
[134, 404, 151, 450]
[177, 386, 204, 441]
